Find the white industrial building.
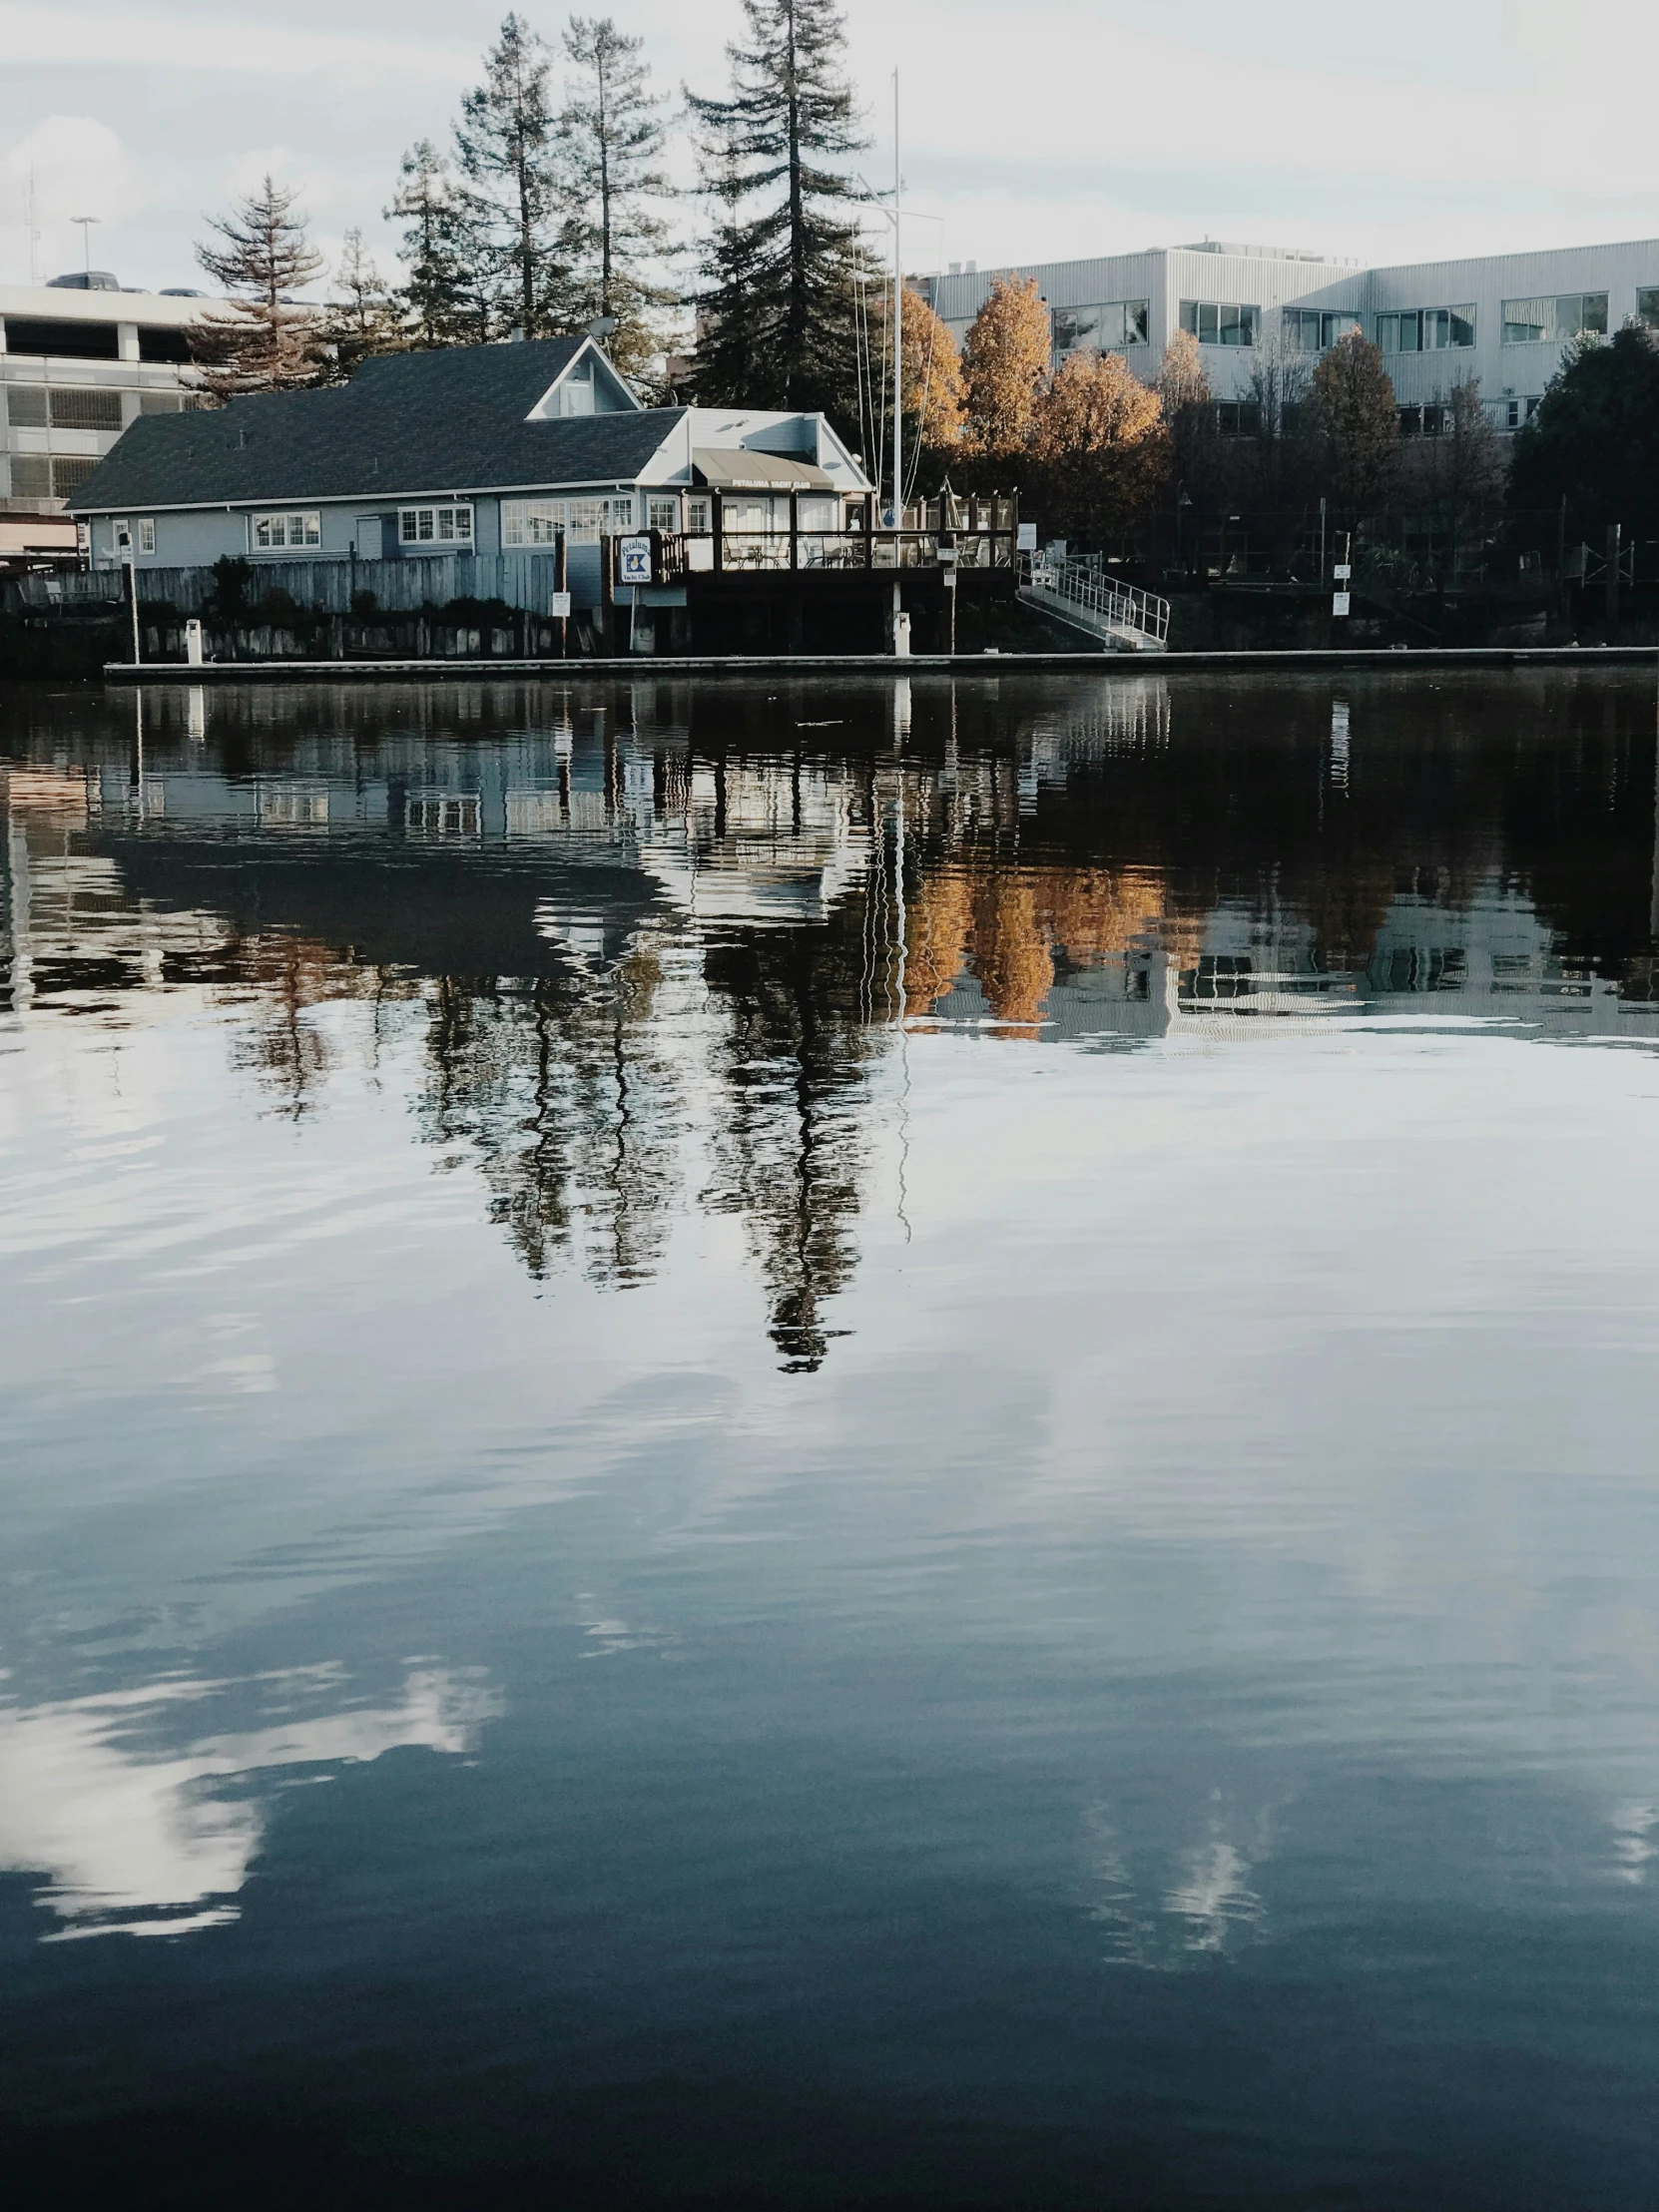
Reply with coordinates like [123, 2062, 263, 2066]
[0, 274, 210, 563]
[920, 236, 1659, 434]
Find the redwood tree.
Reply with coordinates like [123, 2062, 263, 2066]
[557, 13, 673, 377]
[687, 0, 872, 429]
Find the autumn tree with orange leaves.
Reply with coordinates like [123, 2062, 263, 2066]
[871, 282, 964, 460]
[1032, 348, 1170, 549]
[960, 275, 1051, 457]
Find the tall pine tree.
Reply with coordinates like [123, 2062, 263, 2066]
[387, 140, 491, 348]
[687, 0, 872, 430]
[454, 14, 571, 338]
[194, 175, 326, 397]
[557, 15, 672, 378]
[322, 228, 402, 380]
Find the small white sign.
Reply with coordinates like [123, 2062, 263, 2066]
[618, 536, 653, 585]
[1333, 591, 1352, 617]
[942, 569, 957, 589]
[1334, 563, 1353, 582]
[1016, 523, 1038, 552]
[550, 591, 572, 618]
[937, 543, 958, 566]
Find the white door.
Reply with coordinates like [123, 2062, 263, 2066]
[355, 517, 382, 561]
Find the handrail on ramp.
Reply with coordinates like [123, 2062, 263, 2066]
[1018, 551, 1170, 652]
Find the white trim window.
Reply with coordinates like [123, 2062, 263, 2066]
[502, 499, 564, 547]
[686, 496, 711, 535]
[253, 511, 321, 551]
[647, 495, 681, 532]
[504, 495, 634, 546]
[398, 503, 473, 547]
[137, 518, 156, 555]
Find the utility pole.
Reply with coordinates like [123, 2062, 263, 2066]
[72, 215, 99, 276]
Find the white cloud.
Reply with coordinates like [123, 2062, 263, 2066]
[0, 114, 147, 282]
[0, 3, 474, 86]
[2, 113, 139, 222]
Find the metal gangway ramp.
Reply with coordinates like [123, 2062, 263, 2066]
[1018, 552, 1170, 653]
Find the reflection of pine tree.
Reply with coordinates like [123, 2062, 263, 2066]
[415, 953, 681, 1290]
[704, 900, 877, 1373]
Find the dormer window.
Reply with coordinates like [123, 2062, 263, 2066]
[560, 375, 595, 417]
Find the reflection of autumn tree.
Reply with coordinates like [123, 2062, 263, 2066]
[227, 932, 407, 1120]
[1302, 857, 1398, 972]
[704, 903, 878, 1374]
[903, 867, 974, 1015]
[417, 949, 681, 1288]
[902, 857, 1184, 1025]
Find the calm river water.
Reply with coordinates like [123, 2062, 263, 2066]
[5, 669, 1659, 2207]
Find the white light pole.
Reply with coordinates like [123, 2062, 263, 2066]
[891, 71, 902, 533]
[71, 215, 99, 276]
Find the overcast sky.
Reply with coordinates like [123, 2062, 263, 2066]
[4, 0, 1659, 302]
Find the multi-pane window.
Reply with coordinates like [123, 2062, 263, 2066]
[501, 500, 563, 547]
[1179, 300, 1260, 346]
[397, 504, 472, 547]
[1284, 309, 1362, 351]
[647, 495, 681, 532]
[1052, 299, 1152, 356]
[137, 518, 156, 554]
[686, 496, 711, 535]
[1377, 306, 1475, 353]
[1216, 400, 1263, 436]
[1501, 293, 1607, 343]
[253, 511, 322, 550]
[502, 496, 635, 545]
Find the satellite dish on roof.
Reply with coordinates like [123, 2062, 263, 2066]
[586, 316, 619, 338]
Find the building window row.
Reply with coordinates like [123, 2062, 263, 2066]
[1180, 300, 1261, 346]
[254, 511, 321, 550]
[3, 384, 127, 430]
[1501, 292, 1607, 343]
[1284, 309, 1362, 352]
[9, 454, 96, 498]
[1053, 299, 1151, 355]
[397, 504, 473, 547]
[1377, 305, 1475, 353]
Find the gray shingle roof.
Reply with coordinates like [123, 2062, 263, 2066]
[69, 337, 686, 514]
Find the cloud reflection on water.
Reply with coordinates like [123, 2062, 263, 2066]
[0, 1664, 499, 1939]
